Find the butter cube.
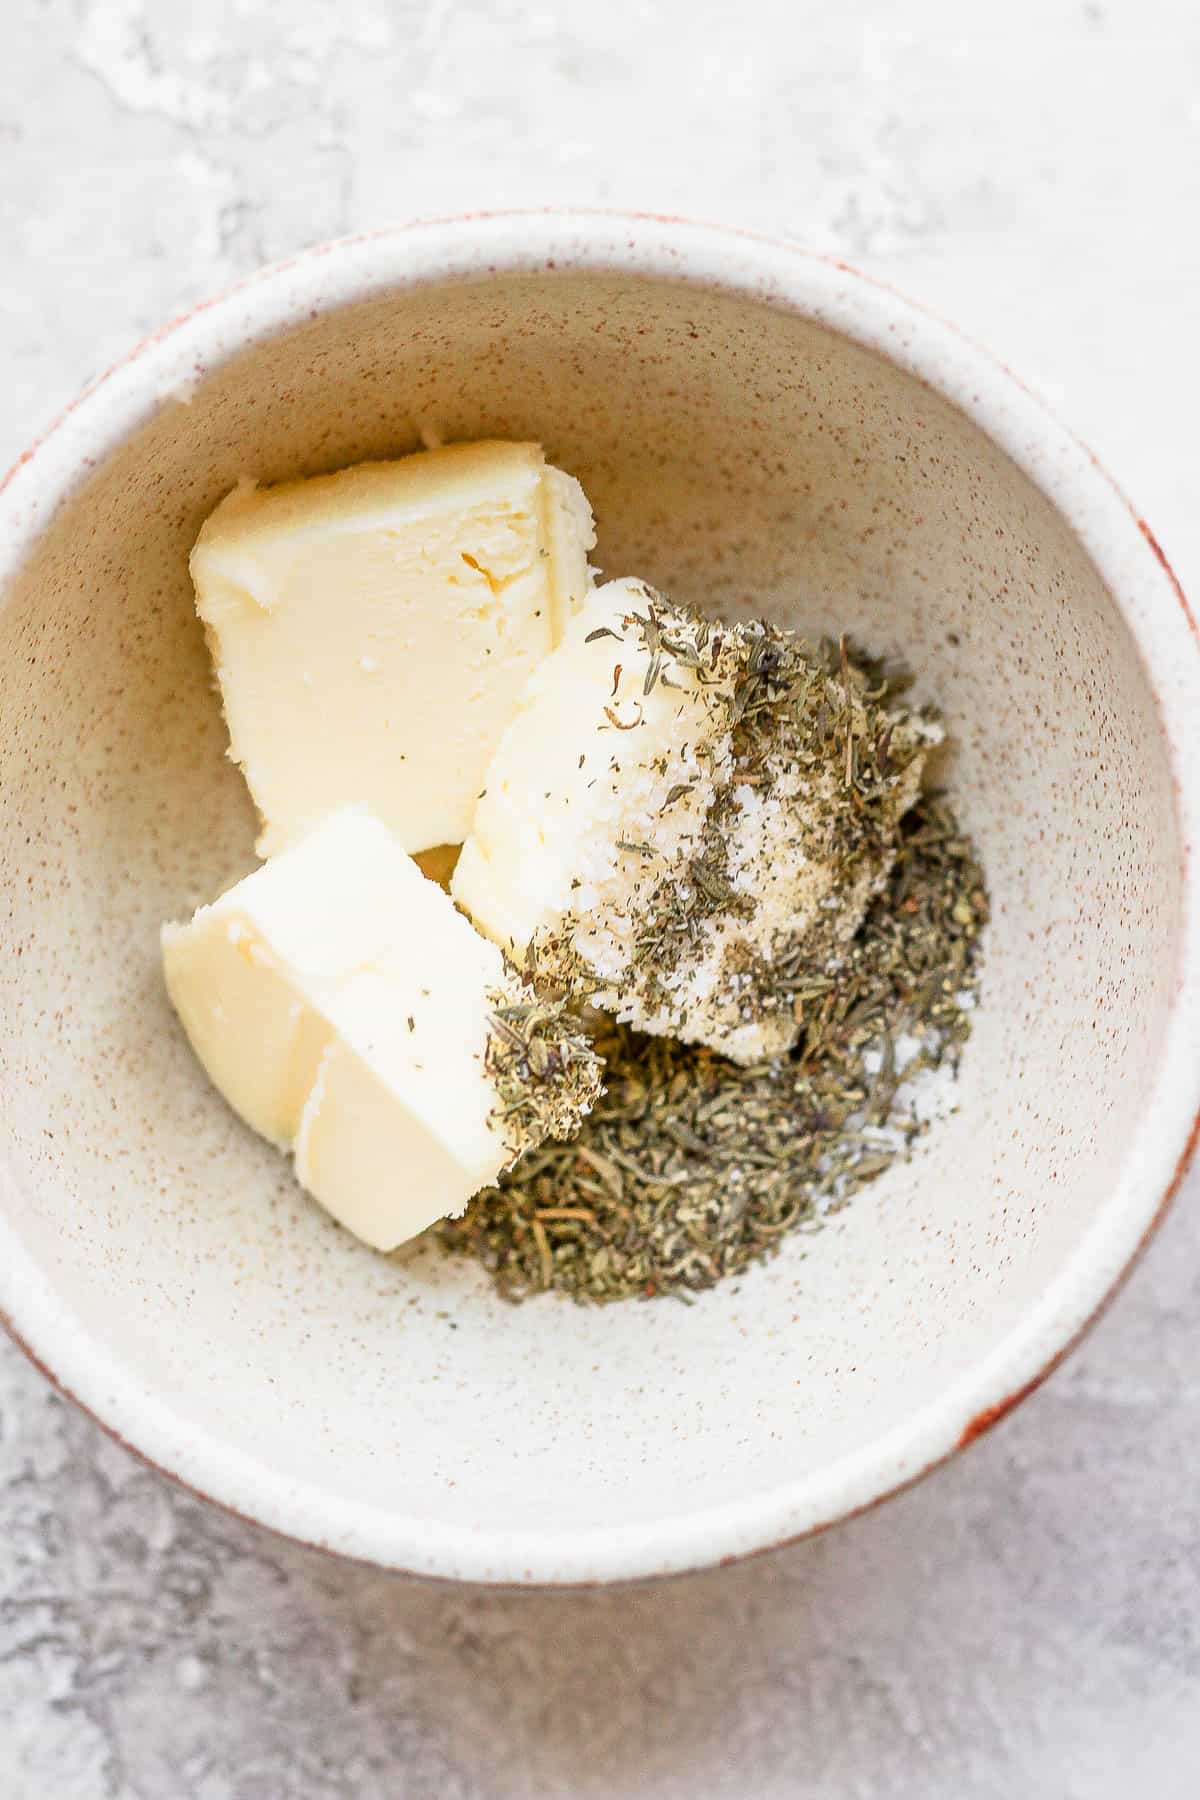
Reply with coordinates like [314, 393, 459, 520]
[162, 809, 601, 1250]
[191, 442, 595, 857]
[453, 580, 938, 1064]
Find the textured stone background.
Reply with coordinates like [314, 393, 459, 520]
[2, 3, 1199, 1795]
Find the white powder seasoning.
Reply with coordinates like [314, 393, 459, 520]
[456, 578, 942, 1066]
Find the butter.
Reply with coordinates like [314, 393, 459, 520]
[452, 577, 725, 960]
[453, 580, 938, 1064]
[162, 809, 601, 1250]
[191, 442, 595, 858]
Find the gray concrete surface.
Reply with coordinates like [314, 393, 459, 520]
[2, 2, 1198, 1794]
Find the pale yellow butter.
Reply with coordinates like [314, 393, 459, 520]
[191, 442, 595, 857]
[453, 579, 937, 1064]
[163, 809, 529, 1250]
[452, 578, 726, 962]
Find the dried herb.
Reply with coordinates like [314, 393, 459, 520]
[440, 793, 987, 1302]
[483, 994, 604, 1161]
[525, 588, 943, 1062]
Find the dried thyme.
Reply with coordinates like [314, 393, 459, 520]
[484, 992, 604, 1162]
[440, 793, 987, 1302]
[524, 588, 943, 1065]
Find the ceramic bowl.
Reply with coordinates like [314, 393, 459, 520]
[2, 214, 1198, 1585]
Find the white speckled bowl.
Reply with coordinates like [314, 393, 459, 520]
[2, 214, 1198, 1585]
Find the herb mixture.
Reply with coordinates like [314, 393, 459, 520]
[526, 592, 942, 1064]
[440, 793, 987, 1303]
[483, 993, 604, 1161]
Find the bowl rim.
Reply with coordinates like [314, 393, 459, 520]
[2, 209, 1198, 1586]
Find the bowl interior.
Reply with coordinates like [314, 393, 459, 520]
[0, 264, 1183, 1579]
